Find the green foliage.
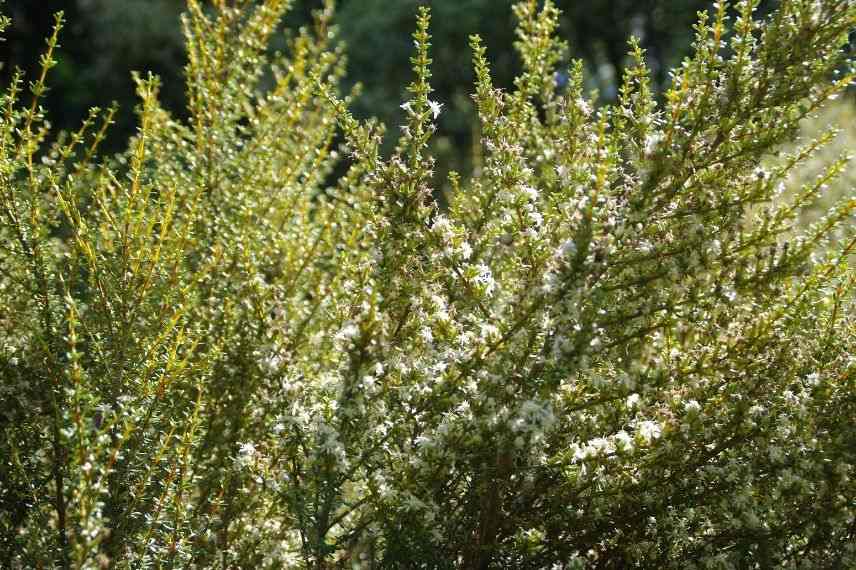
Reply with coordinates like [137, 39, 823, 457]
[1, 1, 855, 568]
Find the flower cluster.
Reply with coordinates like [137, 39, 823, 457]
[1, 0, 854, 568]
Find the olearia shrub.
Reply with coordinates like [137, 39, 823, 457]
[1, 0, 854, 568]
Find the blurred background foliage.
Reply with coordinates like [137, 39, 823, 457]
[1, 0, 851, 181]
[778, 101, 856, 257]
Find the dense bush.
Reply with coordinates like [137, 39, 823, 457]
[1, 0, 854, 567]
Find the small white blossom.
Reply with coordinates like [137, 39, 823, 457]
[559, 239, 577, 259]
[615, 430, 633, 452]
[521, 185, 539, 201]
[427, 99, 443, 120]
[431, 215, 455, 242]
[479, 323, 500, 340]
[260, 352, 284, 374]
[236, 442, 257, 467]
[637, 420, 662, 444]
[473, 264, 497, 296]
[644, 132, 663, 156]
[336, 322, 360, 342]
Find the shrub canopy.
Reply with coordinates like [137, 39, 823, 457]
[1, 1, 855, 568]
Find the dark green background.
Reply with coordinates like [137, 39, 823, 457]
[0, 0, 780, 162]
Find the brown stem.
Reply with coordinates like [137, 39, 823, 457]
[51, 418, 70, 569]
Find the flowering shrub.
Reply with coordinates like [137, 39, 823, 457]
[1, 0, 855, 568]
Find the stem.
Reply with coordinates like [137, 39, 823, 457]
[51, 417, 70, 569]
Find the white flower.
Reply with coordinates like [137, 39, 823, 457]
[431, 215, 454, 242]
[521, 185, 539, 201]
[474, 264, 496, 296]
[559, 239, 577, 259]
[708, 239, 722, 256]
[644, 133, 663, 156]
[260, 353, 283, 374]
[684, 399, 701, 414]
[626, 393, 641, 409]
[480, 323, 500, 340]
[236, 442, 257, 467]
[723, 287, 737, 302]
[572, 444, 591, 461]
[336, 322, 360, 342]
[542, 270, 560, 294]
[400, 101, 413, 113]
[637, 420, 662, 444]
[615, 430, 633, 452]
[427, 99, 443, 120]
[590, 437, 613, 455]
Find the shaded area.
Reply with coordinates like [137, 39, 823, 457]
[0, 0, 781, 161]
